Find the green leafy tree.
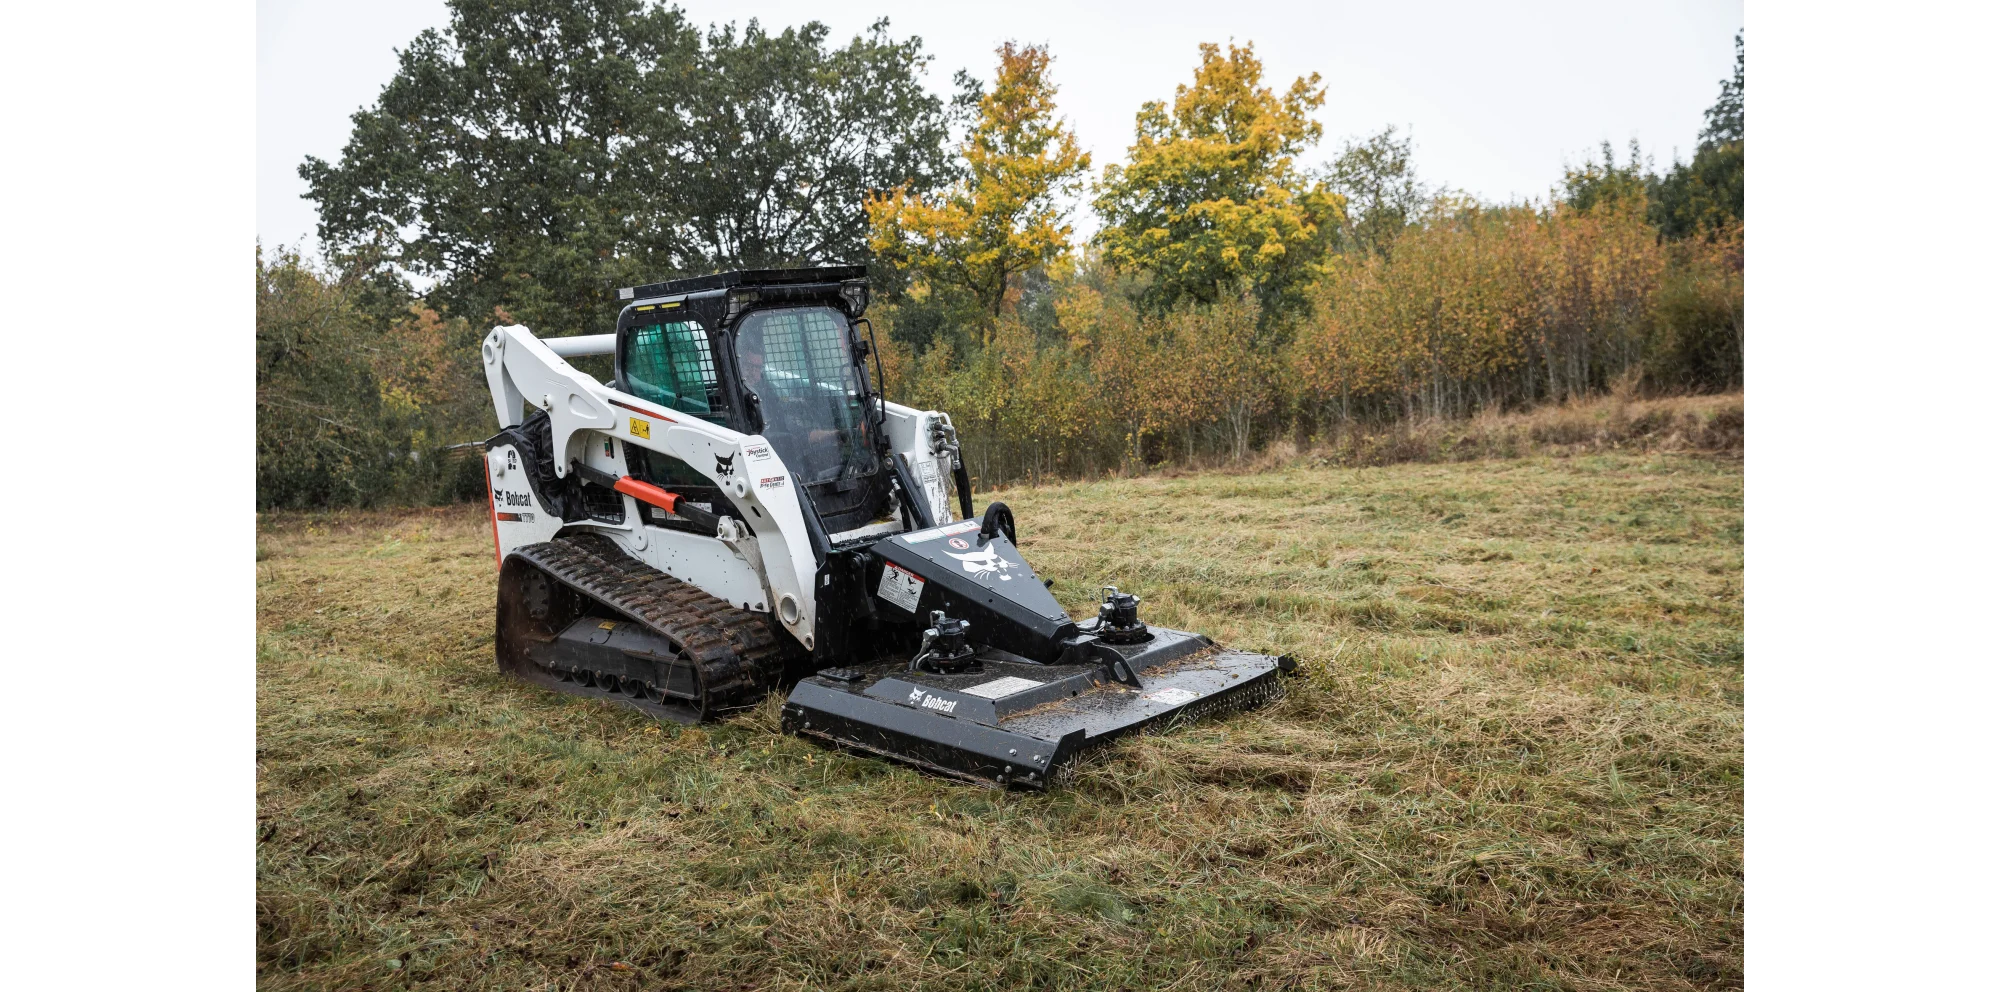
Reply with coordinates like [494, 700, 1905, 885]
[1562, 139, 1652, 212]
[302, 0, 962, 337]
[257, 247, 487, 508]
[1323, 126, 1429, 258]
[1092, 41, 1342, 314]
[675, 20, 972, 270]
[1651, 31, 1744, 238]
[1700, 31, 1744, 147]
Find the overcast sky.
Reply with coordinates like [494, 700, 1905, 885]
[259, 0, 1743, 259]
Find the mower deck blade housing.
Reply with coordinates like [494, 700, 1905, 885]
[781, 627, 1282, 789]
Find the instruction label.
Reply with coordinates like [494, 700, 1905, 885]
[900, 519, 980, 544]
[962, 676, 1043, 700]
[877, 562, 925, 612]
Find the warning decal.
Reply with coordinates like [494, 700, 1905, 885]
[877, 562, 925, 612]
[900, 519, 980, 544]
[1143, 686, 1198, 706]
[961, 676, 1044, 700]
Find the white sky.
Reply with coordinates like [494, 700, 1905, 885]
[259, 0, 1743, 259]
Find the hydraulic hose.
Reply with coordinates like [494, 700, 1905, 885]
[979, 501, 1017, 544]
[571, 461, 723, 534]
[892, 453, 938, 531]
[953, 460, 974, 521]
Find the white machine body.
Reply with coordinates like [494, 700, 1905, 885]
[479, 322, 961, 653]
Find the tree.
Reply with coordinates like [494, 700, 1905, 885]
[867, 43, 1090, 322]
[1700, 31, 1744, 147]
[302, 0, 962, 337]
[1561, 140, 1652, 212]
[1651, 31, 1744, 239]
[1092, 41, 1342, 314]
[257, 247, 487, 508]
[1169, 292, 1270, 461]
[1323, 126, 1429, 258]
[1055, 271, 1155, 467]
[673, 20, 972, 271]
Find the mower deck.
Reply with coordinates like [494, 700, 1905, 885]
[781, 627, 1286, 789]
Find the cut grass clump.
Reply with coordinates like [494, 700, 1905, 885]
[258, 450, 1741, 990]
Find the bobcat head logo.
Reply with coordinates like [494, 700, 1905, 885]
[715, 453, 736, 477]
[944, 546, 1017, 582]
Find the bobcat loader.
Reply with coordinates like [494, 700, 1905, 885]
[481, 266, 1288, 788]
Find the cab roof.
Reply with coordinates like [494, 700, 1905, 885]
[618, 265, 868, 302]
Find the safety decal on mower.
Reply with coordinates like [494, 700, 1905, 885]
[899, 520, 979, 544]
[878, 562, 925, 612]
[962, 676, 1044, 699]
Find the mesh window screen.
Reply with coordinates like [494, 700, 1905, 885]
[623, 321, 719, 421]
[736, 307, 872, 485]
[756, 308, 857, 399]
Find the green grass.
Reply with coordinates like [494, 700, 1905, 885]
[257, 451, 1742, 990]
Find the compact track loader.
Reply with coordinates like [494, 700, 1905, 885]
[481, 266, 1290, 788]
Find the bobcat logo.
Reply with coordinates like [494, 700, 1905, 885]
[906, 687, 958, 713]
[715, 453, 736, 477]
[944, 546, 1017, 582]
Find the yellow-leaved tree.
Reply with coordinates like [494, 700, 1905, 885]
[1093, 41, 1342, 313]
[867, 43, 1090, 321]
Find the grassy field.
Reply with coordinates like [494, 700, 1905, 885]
[257, 448, 1743, 991]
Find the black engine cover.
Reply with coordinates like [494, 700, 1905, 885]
[869, 520, 1079, 662]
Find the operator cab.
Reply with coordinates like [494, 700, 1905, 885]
[611, 266, 895, 535]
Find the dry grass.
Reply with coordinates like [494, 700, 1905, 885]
[1206, 392, 1743, 478]
[257, 448, 1742, 990]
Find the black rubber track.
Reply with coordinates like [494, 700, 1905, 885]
[496, 533, 797, 722]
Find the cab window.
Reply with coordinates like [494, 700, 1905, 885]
[621, 319, 725, 424]
[734, 306, 876, 485]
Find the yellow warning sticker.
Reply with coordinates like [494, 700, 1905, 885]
[628, 417, 650, 439]
[598, 620, 618, 630]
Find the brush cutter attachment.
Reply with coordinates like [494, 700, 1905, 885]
[781, 520, 1290, 788]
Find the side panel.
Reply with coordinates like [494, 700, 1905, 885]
[508, 427, 775, 620]
[621, 525, 770, 612]
[486, 445, 562, 559]
[882, 401, 957, 524]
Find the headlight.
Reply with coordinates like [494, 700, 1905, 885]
[841, 282, 869, 316]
